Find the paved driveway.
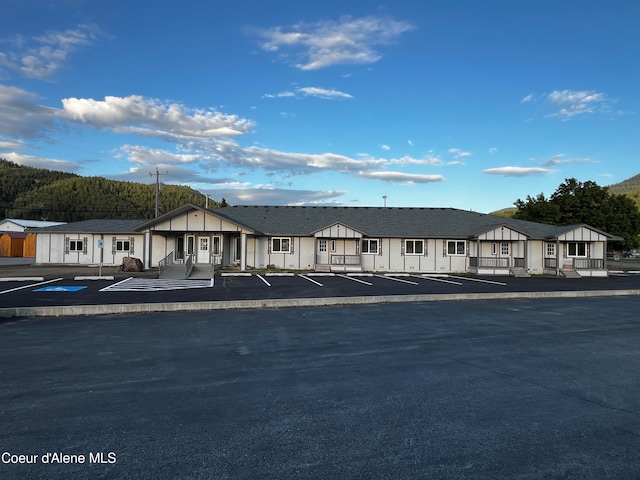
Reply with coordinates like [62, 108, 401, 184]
[2, 297, 640, 479]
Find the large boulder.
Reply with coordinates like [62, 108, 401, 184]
[120, 256, 144, 272]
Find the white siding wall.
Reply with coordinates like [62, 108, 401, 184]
[248, 236, 315, 270]
[361, 238, 468, 273]
[36, 233, 145, 265]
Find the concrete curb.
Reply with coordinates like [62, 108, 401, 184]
[1, 289, 639, 318]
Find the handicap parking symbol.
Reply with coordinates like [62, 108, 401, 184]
[34, 286, 87, 292]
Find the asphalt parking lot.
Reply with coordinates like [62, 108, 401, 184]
[1, 271, 640, 313]
[2, 297, 640, 479]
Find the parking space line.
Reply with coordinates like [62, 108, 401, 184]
[265, 273, 295, 276]
[337, 274, 373, 285]
[100, 277, 132, 292]
[417, 275, 463, 285]
[447, 275, 507, 286]
[256, 274, 271, 286]
[0, 278, 63, 295]
[299, 274, 323, 286]
[376, 275, 419, 285]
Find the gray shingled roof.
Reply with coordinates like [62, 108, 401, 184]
[27, 219, 145, 234]
[26, 205, 616, 241]
[215, 205, 578, 239]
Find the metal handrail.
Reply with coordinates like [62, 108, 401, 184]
[158, 251, 174, 278]
[185, 254, 194, 278]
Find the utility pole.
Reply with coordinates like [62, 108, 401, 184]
[149, 167, 168, 217]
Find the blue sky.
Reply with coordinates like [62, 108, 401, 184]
[1, 0, 638, 213]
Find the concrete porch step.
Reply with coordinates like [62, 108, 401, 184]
[560, 268, 582, 278]
[188, 264, 215, 280]
[509, 267, 530, 278]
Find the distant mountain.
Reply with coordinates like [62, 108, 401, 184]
[0, 158, 226, 222]
[607, 173, 640, 194]
[607, 173, 640, 209]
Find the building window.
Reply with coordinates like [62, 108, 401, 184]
[115, 240, 131, 252]
[331, 240, 336, 252]
[546, 242, 556, 257]
[405, 239, 424, 255]
[212, 236, 221, 255]
[447, 240, 466, 256]
[69, 239, 84, 252]
[567, 242, 587, 257]
[362, 239, 379, 254]
[501, 242, 509, 255]
[272, 237, 291, 253]
[319, 239, 327, 252]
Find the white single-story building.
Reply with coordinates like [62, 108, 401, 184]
[29, 204, 620, 277]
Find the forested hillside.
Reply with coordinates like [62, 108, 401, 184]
[607, 173, 640, 209]
[0, 159, 226, 222]
[0, 158, 78, 218]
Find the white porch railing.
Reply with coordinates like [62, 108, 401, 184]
[470, 257, 509, 268]
[331, 254, 361, 265]
[574, 258, 605, 269]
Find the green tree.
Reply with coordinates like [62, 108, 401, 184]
[514, 178, 640, 249]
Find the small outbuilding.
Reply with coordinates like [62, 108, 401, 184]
[0, 231, 36, 257]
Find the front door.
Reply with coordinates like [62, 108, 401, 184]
[316, 239, 330, 264]
[197, 236, 210, 263]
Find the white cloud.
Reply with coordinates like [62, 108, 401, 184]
[254, 15, 414, 70]
[263, 86, 353, 100]
[0, 24, 100, 80]
[448, 148, 471, 160]
[357, 171, 444, 183]
[483, 166, 554, 176]
[118, 145, 204, 165]
[389, 155, 442, 166]
[1, 152, 83, 173]
[0, 84, 57, 138]
[546, 90, 606, 119]
[523, 89, 611, 120]
[540, 154, 591, 166]
[206, 187, 346, 206]
[60, 95, 253, 141]
[381, 144, 390, 151]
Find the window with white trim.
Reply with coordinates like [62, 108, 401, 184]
[567, 242, 587, 257]
[501, 242, 509, 255]
[362, 239, 379, 254]
[319, 239, 327, 252]
[271, 237, 291, 253]
[546, 242, 556, 257]
[69, 239, 84, 252]
[115, 239, 131, 252]
[405, 239, 424, 255]
[447, 240, 466, 256]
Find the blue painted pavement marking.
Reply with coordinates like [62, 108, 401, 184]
[34, 286, 87, 292]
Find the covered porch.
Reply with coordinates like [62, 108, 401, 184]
[468, 226, 529, 276]
[312, 222, 364, 272]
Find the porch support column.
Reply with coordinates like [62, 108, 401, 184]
[240, 232, 247, 271]
[556, 239, 560, 276]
